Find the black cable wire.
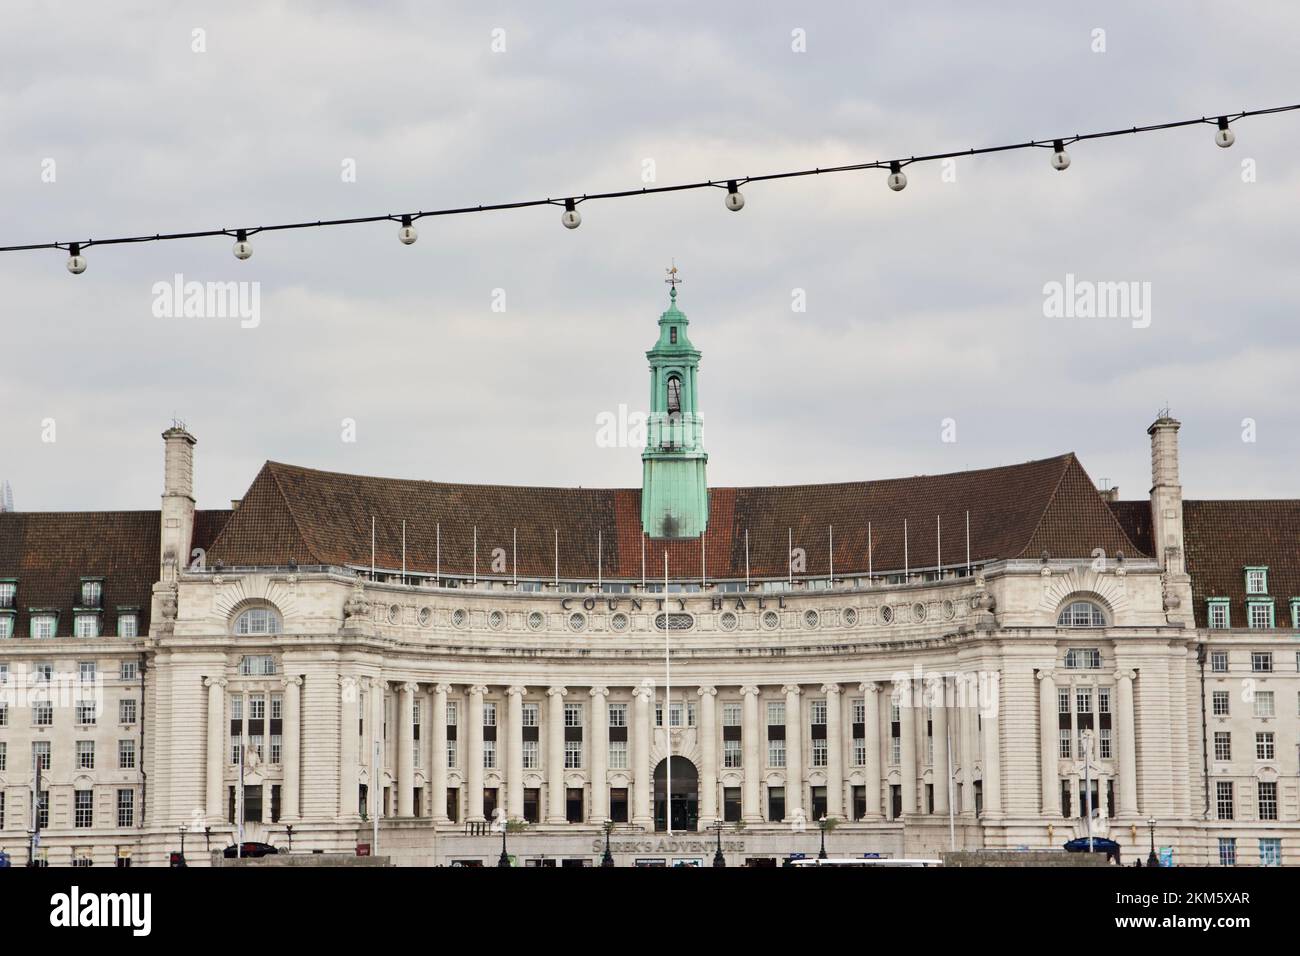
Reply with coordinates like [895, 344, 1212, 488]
[3, 103, 1296, 257]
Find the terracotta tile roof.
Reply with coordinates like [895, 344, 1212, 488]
[1183, 500, 1300, 628]
[0, 509, 229, 637]
[1107, 500, 1155, 557]
[206, 454, 1144, 579]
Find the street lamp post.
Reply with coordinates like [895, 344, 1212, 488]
[203, 826, 211, 854]
[1146, 817, 1158, 867]
[498, 823, 511, 868]
[601, 821, 615, 868]
[179, 825, 187, 858]
[285, 824, 294, 853]
[818, 816, 829, 860]
[713, 822, 726, 868]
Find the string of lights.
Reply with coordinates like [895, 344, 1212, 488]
[5, 103, 1297, 274]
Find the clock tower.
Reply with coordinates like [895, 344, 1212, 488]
[641, 267, 709, 538]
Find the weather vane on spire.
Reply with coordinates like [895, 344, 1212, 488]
[664, 260, 683, 292]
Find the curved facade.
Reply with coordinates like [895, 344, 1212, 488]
[2, 295, 1298, 867]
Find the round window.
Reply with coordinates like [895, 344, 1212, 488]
[880, 605, 894, 625]
[568, 612, 587, 632]
[943, 600, 955, 621]
[451, 608, 468, 629]
[762, 610, 780, 630]
[488, 609, 505, 630]
[527, 611, 545, 632]
[417, 606, 433, 627]
[610, 612, 630, 632]
[387, 604, 402, 625]
[842, 607, 858, 627]
[913, 602, 927, 623]
[719, 611, 738, 631]
[804, 609, 820, 628]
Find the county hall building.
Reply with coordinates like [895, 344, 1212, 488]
[1, 285, 1297, 867]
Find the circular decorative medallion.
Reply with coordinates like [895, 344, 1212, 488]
[719, 611, 738, 631]
[417, 606, 433, 627]
[654, 612, 694, 631]
[568, 612, 587, 632]
[387, 604, 402, 625]
[527, 611, 545, 632]
[610, 612, 630, 632]
[912, 602, 927, 623]
[488, 609, 505, 630]
[880, 605, 894, 624]
[762, 610, 780, 630]
[842, 607, 858, 627]
[943, 600, 956, 621]
[451, 608, 468, 629]
[804, 609, 820, 629]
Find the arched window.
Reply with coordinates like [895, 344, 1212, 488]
[666, 375, 682, 420]
[1057, 601, 1106, 628]
[234, 606, 282, 635]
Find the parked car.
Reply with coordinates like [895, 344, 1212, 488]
[222, 842, 279, 859]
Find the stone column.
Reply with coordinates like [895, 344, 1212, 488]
[546, 686, 568, 824]
[397, 682, 417, 817]
[506, 686, 527, 821]
[467, 684, 486, 821]
[339, 676, 360, 819]
[431, 683, 450, 823]
[859, 682, 882, 820]
[697, 686, 718, 826]
[741, 685, 762, 822]
[898, 680, 917, 816]
[980, 672, 1002, 816]
[632, 682, 654, 828]
[1116, 669, 1139, 815]
[960, 673, 977, 814]
[822, 683, 843, 819]
[370, 679, 386, 818]
[783, 684, 803, 818]
[589, 687, 609, 822]
[204, 676, 226, 822]
[282, 675, 302, 820]
[1038, 670, 1058, 817]
[931, 676, 949, 815]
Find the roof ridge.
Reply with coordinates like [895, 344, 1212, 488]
[1018, 454, 1145, 559]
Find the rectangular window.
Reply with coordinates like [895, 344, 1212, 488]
[1259, 838, 1281, 866]
[564, 702, 583, 727]
[75, 790, 94, 828]
[811, 699, 827, 724]
[564, 739, 582, 769]
[1255, 691, 1275, 718]
[483, 702, 497, 726]
[271, 694, 283, 720]
[1251, 651, 1273, 672]
[522, 739, 539, 769]
[119, 739, 136, 769]
[1098, 727, 1112, 759]
[522, 702, 540, 727]
[249, 694, 265, 720]
[81, 580, 102, 606]
[1256, 732, 1275, 761]
[721, 702, 741, 726]
[76, 699, 97, 725]
[767, 701, 785, 726]
[483, 738, 496, 769]
[33, 740, 51, 770]
[78, 661, 96, 682]
[852, 697, 865, 724]
[667, 701, 684, 728]
[120, 660, 138, 680]
[1258, 781, 1278, 821]
[607, 702, 626, 727]
[610, 788, 629, 824]
[1214, 732, 1231, 761]
[0, 700, 7, 727]
[1218, 837, 1236, 866]
[811, 738, 828, 768]
[119, 699, 137, 724]
[768, 738, 786, 768]
[77, 740, 95, 769]
[608, 739, 627, 770]
[446, 701, 458, 726]
[1210, 650, 1228, 672]
[0, 741, 5, 771]
[1075, 688, 1092, 714]
[767, 786, 785, 823]
[1059, 729, 1072, 759]
[74, 614, 99, 638]
[37, 790, 49, 828]
[0, 616, 12, 639]
[1058, 690, 1070, 714]
[1216, 781, 1234, 820]
[890, 736, 900, 765]
[117, 613, 138, 638]
[1065, 648, 1102, 669]
[724, 788, 741, 823]
[1208, 601, 1229, 629]
[117, 789, 134, 827]
[1212, 691, 1230, 716]
[0, 582, 14, 608]
[446, 738, 457, 769]
[270, 734, 282, 764]
[1245, 568, 1268, 595]
[723, 738, 741, 769]
[30, 615, 56, 639]
[853, 737, 866, 767]
[34, 701, 53, 726]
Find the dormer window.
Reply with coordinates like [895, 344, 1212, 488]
[1245, 568, 1268, 595]
[30, 613, 57, 639]
[117, 610, 139, 638]
[80, 580, 103, 607]
[74, 614, 100, 639]
[0, 580, 15, 609]
[1246, 600, 1274, 629]
[0, 614, 13, 639]
[666, 375, 682, 420]
[1208, 599, 1230, 629]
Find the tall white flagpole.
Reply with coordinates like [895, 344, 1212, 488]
[237, 737, 245, 858]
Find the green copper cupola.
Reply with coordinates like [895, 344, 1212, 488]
[641, 269, 709, 538]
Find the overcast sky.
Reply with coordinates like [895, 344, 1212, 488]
[1, 1, 1297, 514]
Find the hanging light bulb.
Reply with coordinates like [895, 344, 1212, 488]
[66, 242, 87, 275]
[561, 199, 581, 229]
[724, 180, 745, 211]
[398, 215, 418, 245]
[1215, 116, 1235, 148]
[1050, 139, 1071, 171]
[887, 161, 907, 192]
[232, 229, 253, 260]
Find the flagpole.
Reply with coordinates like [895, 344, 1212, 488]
[664, 551, 671, 837]
[237, 737, 245, 858]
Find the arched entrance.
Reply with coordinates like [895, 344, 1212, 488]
[653, 757, 699, 832]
